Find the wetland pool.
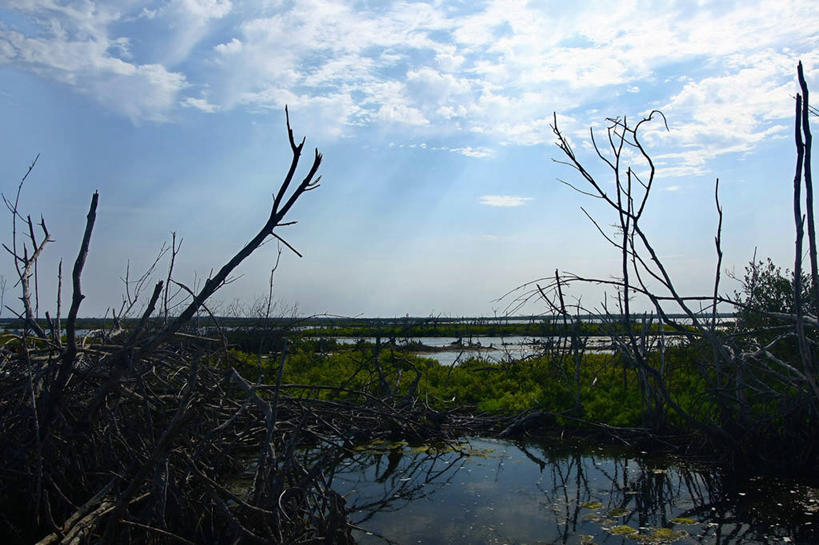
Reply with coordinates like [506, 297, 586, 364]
[323, 336, 617, 365]
[332, 438, 818, 545]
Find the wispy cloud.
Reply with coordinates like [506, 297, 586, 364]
[181, 96, 219, 113]
[0, 0, 816, 174]
[644, 50, 801, 173]
[386, 142, 494, 158]
[447, 146, 493, 158]
[0, 1, 188, 122]
[479, 195, 532, 207]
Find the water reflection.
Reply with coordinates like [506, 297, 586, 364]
[332, 438, 817, 545]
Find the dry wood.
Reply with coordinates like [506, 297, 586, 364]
[0, 111, 490, 545]
[503, 63, 819, 466]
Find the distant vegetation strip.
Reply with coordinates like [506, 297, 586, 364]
[0, 313, 732, 338]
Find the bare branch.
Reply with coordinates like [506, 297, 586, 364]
[63, 191, 98, 368]
[798, 61, 819, 317]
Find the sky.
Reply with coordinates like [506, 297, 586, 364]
[0, 0, 817, 319]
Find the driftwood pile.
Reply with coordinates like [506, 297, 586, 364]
[0, 330, 495, 544]
[0, 110, 505, 543]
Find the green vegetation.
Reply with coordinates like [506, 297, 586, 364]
[230, 338, 712, 430]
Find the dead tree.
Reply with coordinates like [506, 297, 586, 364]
[2, 153, 49, 338]
[82, 106, 322, 420]
[0, 108, 355, 545]
[506, 63, 819, 472]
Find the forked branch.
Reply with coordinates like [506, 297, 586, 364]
[141, 108, 322, 353]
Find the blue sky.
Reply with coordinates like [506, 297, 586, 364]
[0, 0, 816, 318]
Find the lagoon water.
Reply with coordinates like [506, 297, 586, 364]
[327, 336, 619, 365]
[333, 438, 817, 545]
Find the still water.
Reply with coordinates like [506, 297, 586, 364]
[332, 438, 817, 545]
[326, 336, 617, 365]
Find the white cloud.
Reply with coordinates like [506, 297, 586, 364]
[367, 81, 430, 126]
[375, 103, 428, 125]
[0, 15, 188, 123]
[653, 163, 708, 179]
[181, 96, 218, 113]
[434, 45, 465, 71]
[642, 49, 812, 174]
[213, 37, 242, 56]
[383, 142, 494, 158]
[1, 0, 817, 165]
[479, 195, 533, 207]
[138, 8, 158, 20]
[180, 0, 232, 20]
[406, 67, 471, 106]
[157, 0, 233, 65]
[92, 63, 187, 122]
[447, 146, 493, 158]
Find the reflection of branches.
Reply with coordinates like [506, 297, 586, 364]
[337, 446, 467, 525]
[328, 436, 812, 545]
[519, 439, 810, 545]
[531, 449, 591, 543]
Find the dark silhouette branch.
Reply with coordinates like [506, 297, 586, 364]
[798, 62, 819, 321]
[142, 109, 321, 354]
[63, 191, 98, 368]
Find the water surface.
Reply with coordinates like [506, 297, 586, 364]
[322, 336, 616, 365]
[333, 438, 818, 545]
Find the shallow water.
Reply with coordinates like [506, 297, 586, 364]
[332, 438, 818, 545]
[321, 336, 617, 365]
